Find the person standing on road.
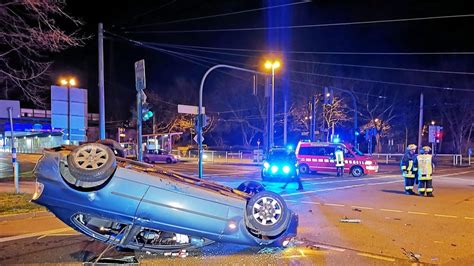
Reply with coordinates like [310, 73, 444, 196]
[281, 152, 304, 191]
[417, 146, 434, 197]
[334, 147, 345, 177]
[400, 144, 418, 195]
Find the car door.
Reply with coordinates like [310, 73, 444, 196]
[325, 147, 337, 173]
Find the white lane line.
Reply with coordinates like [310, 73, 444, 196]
[0, 227, 74, 243]
[352, 206, 373, 210]
[357, 253, 396, 262]
[434, 214, 458, 218]
[380, 209, 403, 213]
[282, 180, 401, 197]
[324, 203, 345, 207]
[464, 217, 474, 220]
[407, 211, 429, 215]
[312, 244, 346, 252]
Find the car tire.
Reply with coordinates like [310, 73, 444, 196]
[144, 157, 150, 163]
[298, 164, 310, 174]
[66, 143, 116, 189]
[237, 181, 265, 196]
[166, 158, 172, 164]
[96, 139, 125, 158]
[245, 191, 290, 237]
[351, 166, 364, 177]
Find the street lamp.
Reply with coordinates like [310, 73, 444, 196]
[264, 60, 280, 149]
[59, 78, 76, 144]
[431, 120, 435, 125]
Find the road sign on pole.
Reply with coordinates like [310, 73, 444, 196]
[178, 104, 205, 115]
[193, 134, 204, 143]
[135, 59, 146, 91]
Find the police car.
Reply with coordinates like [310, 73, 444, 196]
[261, 148, 299, 181]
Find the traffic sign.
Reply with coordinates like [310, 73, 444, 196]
[0, 100, 20, 119]
[193, 134, 204, 143]
[134, 59, 146, 91]
[178, 104, 205, 115]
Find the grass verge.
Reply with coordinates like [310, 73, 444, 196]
[0, 192, 45, 216]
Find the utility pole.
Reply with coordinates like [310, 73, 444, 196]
[98, 23, 106, 140]
[7, 107, 19, 193]
[283, 98, 288, 145]
[137, 91, 142, 161]
[417, 92, 424, 151]
[269, 67, 275, 149]
[310, 95, 316, 141]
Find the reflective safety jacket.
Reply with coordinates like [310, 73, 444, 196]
[335, 150, 344, 167]
[417, 154, 433, 180]
[400, 153, 418, 178]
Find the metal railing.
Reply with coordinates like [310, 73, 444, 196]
[371, 153, 465, 166]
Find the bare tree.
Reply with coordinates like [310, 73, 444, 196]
[0, 0, 85, 106]
[322, 97, 350, 141]
[359, 89, 398, 153]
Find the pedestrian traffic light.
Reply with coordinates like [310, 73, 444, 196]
[142, 103, 153, 121]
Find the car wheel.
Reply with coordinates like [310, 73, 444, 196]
[66, 143, 116, 189]
[237, 181, 265, 196]
[96, 139, 125, 158]
[351, 166, 364, 177]
[144, 157, 150, 163]
[245, 191, 290, 237]
[166, 158, 172, 164]
[298, 164, 310, 174]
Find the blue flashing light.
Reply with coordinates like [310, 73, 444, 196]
[271, 165, 278, 174]
[333, 136, 341, 143]
[263, 162, 270, 169]
[282, 165, 290, 174]
[287, 145, 293, 151]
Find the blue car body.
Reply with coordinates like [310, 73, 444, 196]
[32, 148, 298, 252]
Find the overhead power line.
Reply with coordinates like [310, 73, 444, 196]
[106, 31, 474, 93]
[141, 41, 474, 56]
[126, 13, 474, 34]
[147, 42, 474, 75]
[123, 1, 310, 29]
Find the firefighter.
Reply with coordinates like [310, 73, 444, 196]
[400, 144, 418, 195]
[417, 146, 434, 197]
[335, 146, 345, 177]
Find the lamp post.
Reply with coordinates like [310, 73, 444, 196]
[60, 78, 76, 144]
[264, 60, 280, 149]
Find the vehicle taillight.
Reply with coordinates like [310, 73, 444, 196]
[31, 181, 44, 201]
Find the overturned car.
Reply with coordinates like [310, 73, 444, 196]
[32, 142, 298, 253]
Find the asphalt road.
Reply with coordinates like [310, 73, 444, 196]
[1, 160, 473, 265]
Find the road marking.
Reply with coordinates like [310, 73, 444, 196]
[0, 227, 74, 243]
[283, 180, 402, 197]
[434, 241, 444, 244]
[380, 209, 403, 213]
[351, 206, 373, 210]
[357, 252, 396, 262]
[301, 201, 321, 205]
[465, 217, 474, 220]
[407, 211, 429, 215]
[324, 203, 345, 207]
[311, 244, 346, 252]
[37, 232, 80, 239]
[434, 214, 458, 218]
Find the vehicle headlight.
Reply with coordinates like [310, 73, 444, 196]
[282, 165, 291, 174]
[263, 162, 270, 169]
[271, 165, 278, 173]
[31, 181, 44, 201]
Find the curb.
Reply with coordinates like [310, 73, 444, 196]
[0, 211, 53, 222]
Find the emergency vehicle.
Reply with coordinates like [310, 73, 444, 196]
[295, 141, 379, 177]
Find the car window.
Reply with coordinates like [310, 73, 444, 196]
[298, 147, 311, 155]
[326, 147, 335, 156]
[345, 149, 355, 158]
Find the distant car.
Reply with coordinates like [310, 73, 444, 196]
[32, 143, 298, 253]
[143, 149, 179, 164]
[295, 141, 379, 177]
[261, 148, 299, 181]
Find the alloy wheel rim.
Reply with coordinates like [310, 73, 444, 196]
[74, 145, 109, 170]
[252, 196, 282, 226]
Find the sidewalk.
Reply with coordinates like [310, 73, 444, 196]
[0, 181, 36, 193]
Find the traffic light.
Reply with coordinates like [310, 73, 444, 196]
[142, 103, 153, 121]
[435, 126, 443, 143]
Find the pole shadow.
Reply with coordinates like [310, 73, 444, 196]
[381, 189, 407, 195]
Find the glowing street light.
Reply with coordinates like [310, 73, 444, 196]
[263, 59, 281, 149]
[58, 77, 77, 143]
[431, 120, 435, 125]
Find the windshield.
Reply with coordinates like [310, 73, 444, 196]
[352, 147, 364, 156]
[268, 150, 294, 161]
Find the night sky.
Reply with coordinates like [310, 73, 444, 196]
[49, 0, 474, 121]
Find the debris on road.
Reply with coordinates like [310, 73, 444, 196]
[340, 217, 361, 223]
[451, 243, 457, 247]
[352, 208, 362, 212]
[401, 248, 421, 262]
[164, 249, 188, 258]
